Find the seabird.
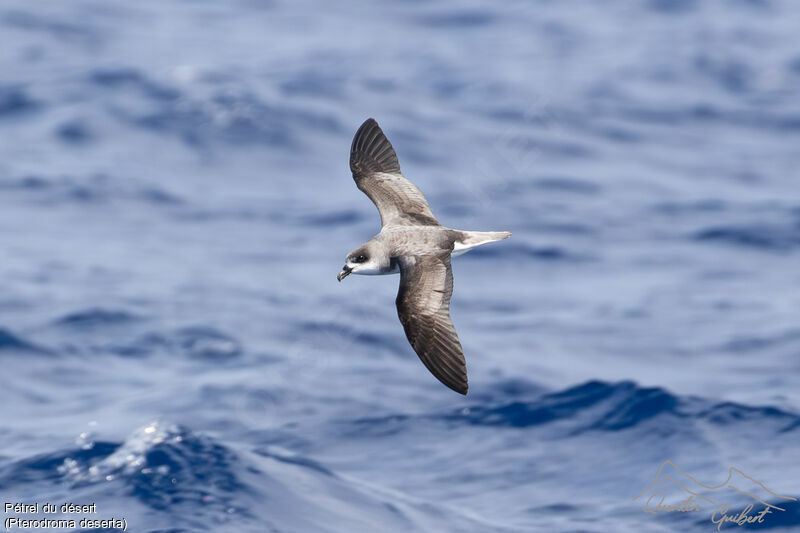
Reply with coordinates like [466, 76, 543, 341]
[338, 118, 511, 395]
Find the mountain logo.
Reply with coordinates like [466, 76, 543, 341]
[633, 460, 796, 530]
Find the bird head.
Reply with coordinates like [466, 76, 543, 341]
[338, 243, 386, 281]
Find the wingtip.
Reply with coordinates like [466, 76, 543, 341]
[447, 378, 469, 395]
[355, 117, 379, 137]
[350, 117, 401, 175]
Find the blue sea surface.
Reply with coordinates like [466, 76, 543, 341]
[1, 1, 799, 532]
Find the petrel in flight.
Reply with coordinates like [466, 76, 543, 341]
[337, 119, 511, 394]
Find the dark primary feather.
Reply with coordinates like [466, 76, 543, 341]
[350, 118, 401, 175]
[395, 253, 468, 395]
[350, 118, 440, 227]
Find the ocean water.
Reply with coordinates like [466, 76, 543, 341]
[1, 1, 799, 532]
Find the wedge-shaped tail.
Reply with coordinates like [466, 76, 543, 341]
[452, 231, 512, 257]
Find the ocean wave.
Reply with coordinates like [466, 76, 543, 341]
[169, 327, 243, 360]
[2, 9, 100, 46]
[0, 422, 508, 532]
[113, 327, 242, 360]
[347, 380, 800, 436]
[0, 328, 49, 355]
[35, 321, 242, 361]
[0, 85, 40, 117]
[55, 118, 93, 144]
[532, 176, 602, 195]
[449, 380, 674, 430]
[292, 318, 405, 354]
[415, 10, 495, 28]
[467, 241, 590, 262]
[89, 68, 181, 102]
[54, 308, 142, 329]
[0, 174, 184, 207]
[693, 223, 800, 251]
[721, 328, 800, 353]
[463, 380, 800, 434]
[0, 422, 251, 520]
[95, 76, 341, 149]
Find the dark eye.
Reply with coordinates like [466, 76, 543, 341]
[354, 255, 367, 263]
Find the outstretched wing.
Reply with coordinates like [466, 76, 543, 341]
[395, 253, 468, 394]
[350, 118, 440, 227]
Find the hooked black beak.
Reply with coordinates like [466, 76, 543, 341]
[337, 265, 352, 282]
